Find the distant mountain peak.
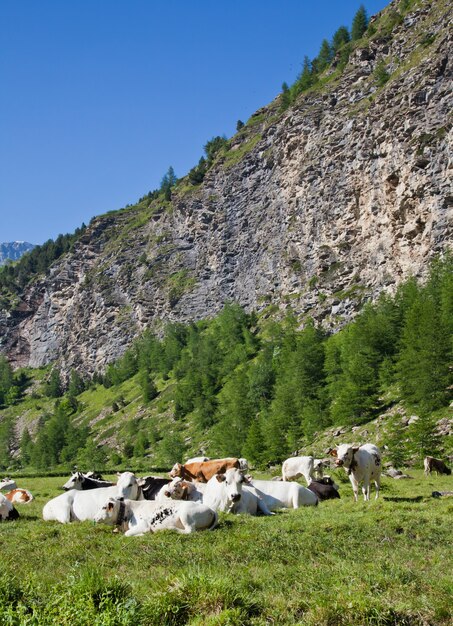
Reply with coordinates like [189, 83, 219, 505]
[0, 241, 35, 266]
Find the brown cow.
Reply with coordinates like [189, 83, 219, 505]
[424, 456, 451, 476]
[169, 458, 240, 483]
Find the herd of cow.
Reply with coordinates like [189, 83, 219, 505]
[0, 444, 451, 536]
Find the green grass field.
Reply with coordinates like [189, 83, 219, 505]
[1, 470, 452, 625]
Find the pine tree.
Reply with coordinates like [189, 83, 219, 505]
[139, 369, 158, 404]
[158, 431, 186, 467]
[242, 417, 266, 467]
[160, 166, 177, 200]
[407, 414, 442, 462]
[351, 5, 368, 41]
[133, 431, 149, 458]
[68, 370, 85, 397]
[332, 26, 350, 52]
[45, 368, 63, 398]
[188, 157, 207, 185]
[20, 428, 33, 466]
[385, 414, 410, 468]
[211, 367, 253, 457]
[397, 290, 451, 410]
[0, 356, 14, 406]
[204, 136, 228, 165]
[0, 418, 14, 469]
[293, 57, 315, 96]
[280, 82, 291, 109]
[313, 39, 333, 73]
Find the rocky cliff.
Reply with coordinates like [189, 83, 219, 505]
[0, 0, 451, 377]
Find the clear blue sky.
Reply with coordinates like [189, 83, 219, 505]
[1, 0, 388, 245]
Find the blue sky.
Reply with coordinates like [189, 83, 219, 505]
[1, 0, 388, 245]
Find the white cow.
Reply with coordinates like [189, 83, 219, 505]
[203, 468, 273, 515]
[282, 456, 319, 484]
[0, 478, 17, 492]
[94, 497, 218, 536]
[156, 477, 206, 503]
[185, 456, 210, 464]
[329, 444, 381, 501]
[43, 471, 139, 523]
[247, 479, 318, 510]
[0, 493, 19, 521]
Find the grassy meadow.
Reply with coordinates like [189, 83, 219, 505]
[1, 470, 452, 625]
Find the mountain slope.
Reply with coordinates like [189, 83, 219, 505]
[0, 0, 451, 377]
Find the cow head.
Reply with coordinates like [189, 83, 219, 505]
[116, 472, 139, 500]
[169, 463, 184, 479]
[62, 471, 84, 491]
[94, 497, 121, 525]
[216, 468, 250, 507]
[329, 445, 359, 468]
[163, 477, 188, 500]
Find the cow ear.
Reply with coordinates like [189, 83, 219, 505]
[352, 447, 360, 454]
[328, 448, 337, 457]
[108, 502, 114, 511]
[216, 474, 226, 483]
[164, 491, 171, 497]
[243, 474, 252, 484]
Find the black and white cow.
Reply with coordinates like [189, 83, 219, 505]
[94, 497, 218, 536]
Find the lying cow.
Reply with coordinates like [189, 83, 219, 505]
[94, 497, 218, 536]
[4, 488, 34, 503]
[282, 455, 323, 485]
[0, 478, 17, 492]
[203, 468, 273, 515]
[424, 456, 451, 476]
[137, 476, 172, 500]
[43, 471, 139, 523]
[62, 471, 114, 491]
[169, 458, 240, 483]
[0, 493, 19, 521]
[329, 444, 381, 501]
[247, 479, 318, 510]
[307, 476, 340, 500]
[156, 477, 206, 503]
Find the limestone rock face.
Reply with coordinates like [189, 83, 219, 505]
[1, 0, 452, 377]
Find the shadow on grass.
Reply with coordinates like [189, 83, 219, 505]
[383, 495, 424, 502]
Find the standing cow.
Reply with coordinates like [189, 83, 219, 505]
[424, 456, 451, 476]
[282, 456, 324, 485]
[329, 444, 381, 502]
